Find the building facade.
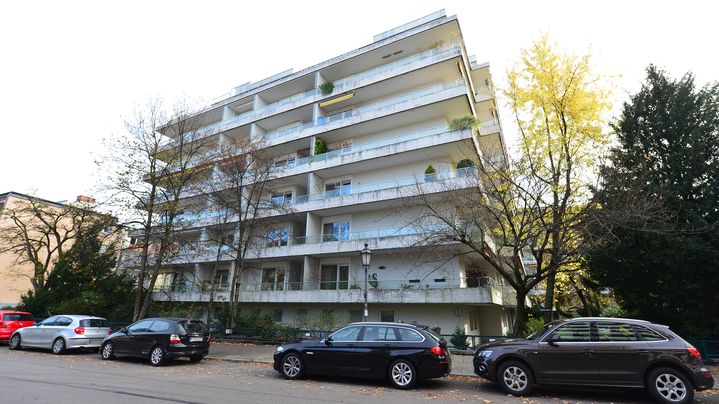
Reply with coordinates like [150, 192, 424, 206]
[120, 10, 515, 335]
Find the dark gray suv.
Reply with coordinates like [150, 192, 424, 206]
[473, 317, 714, 404]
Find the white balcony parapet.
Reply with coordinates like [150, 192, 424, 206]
[479, 119, 500, 135]
[474, 85, 494, 102]
[264, 78, 466, 143]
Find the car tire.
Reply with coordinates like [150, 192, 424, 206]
[189, 354, 203, 363]
[9, 334, 21, 350]
[388, 359, 418, 390]
[647, 367, 694, 404]
[101, 342, 115, 360]
[497, 360, 534, 396]
[280, 353, 304, 380]
[149, 345, 166, 366]
[52, 338, 66, 355]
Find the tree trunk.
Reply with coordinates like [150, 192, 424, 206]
[512, 291, 529, 336]
[543, 272, 556, 323]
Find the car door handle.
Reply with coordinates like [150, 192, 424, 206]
[584, 350, 593, 356]
[638, 350, 650, 355]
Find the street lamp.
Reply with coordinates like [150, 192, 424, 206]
[360, 242, 372, 322]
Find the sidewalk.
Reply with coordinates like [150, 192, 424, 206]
[206, 341, 479, 376]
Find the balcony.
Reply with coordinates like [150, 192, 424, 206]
[263, 79, 467, 145]
[166, 43, 463, 148]
[474, 85, 495, 102]
[479, 119, 501, 135]
[151, 279, 504, 305]
[273, 126, 472, 179]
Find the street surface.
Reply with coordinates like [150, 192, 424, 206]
[0, 347, 717, 403]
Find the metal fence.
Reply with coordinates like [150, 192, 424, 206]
[691, 340, 719, 364]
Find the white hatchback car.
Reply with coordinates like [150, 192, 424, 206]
[9, 314, 111, 354]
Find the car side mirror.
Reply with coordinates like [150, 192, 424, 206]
[324, 337, 333, 345]
[547, 334, 560, 346]
[120, 327, 128, 334]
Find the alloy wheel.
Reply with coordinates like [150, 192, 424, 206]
[391, 361, 413, 387]
[150, 347, 164, 365]
[52, 338, 65, 354]
[9, 335, 20, 350]
[503, 366, 528, 392]
[102, 343, 114, 359]
[655, 373, 687, 402]
[283, 355, 301, 378]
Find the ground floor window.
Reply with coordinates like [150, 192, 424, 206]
[273, 309, 283, 323]
[261, 267, 286, 291]
[295, 309, 308, 326]
[349, 310, 362, 323]
[380, 310, 394, 322]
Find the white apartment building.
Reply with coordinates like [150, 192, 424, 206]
[119, 10, 515, 336]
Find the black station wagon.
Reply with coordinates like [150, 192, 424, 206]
[274, 322, 451, 389]
[473, 317, 714, 404]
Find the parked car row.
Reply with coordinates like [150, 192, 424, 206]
[2, 310, 210, 367]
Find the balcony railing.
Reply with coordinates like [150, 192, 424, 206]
[479, 119, 501, 134]
[264, 78, 466, 142]
[241, 277, 502, 293]
[278, 166, 476, 207]
[474, 85, 495, 101]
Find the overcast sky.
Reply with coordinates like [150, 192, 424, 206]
[1, 0, 717, 202]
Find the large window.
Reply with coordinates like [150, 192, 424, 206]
[295, 309, 308, 326]
[330, 326, 361, 341]
[261, 267, 286, 291]
[380, 310, 395, 322]
[170, 271, 190, 292]
[361, 326, 399, 341]
[548, 321, 591, 342]
[325, 179, 351, 197]
[214, 270, 230, 290]
[595, 322, 638, 342]
[320, 264, 349, 290]
[266, 226, 289, 247]
[271, 190, 293, 205]
[322, 221, 350, 241]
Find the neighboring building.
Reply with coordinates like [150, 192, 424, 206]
[119, 10, 515, 335]
[0, 192, 121, 307]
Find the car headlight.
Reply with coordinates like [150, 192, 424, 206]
[276, 346, 284, 352]
[477, 350, 493, 358]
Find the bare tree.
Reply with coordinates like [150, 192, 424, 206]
[99, 98, 217, 320]
[0, 195, 110, 292]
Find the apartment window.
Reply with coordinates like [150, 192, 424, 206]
[380, 310, 394, 322]
[320, 264, 349, 290]
[214, 270, 230, 289]
[154, 272, 172, 291]
[349, 310, 362, 323]
[322, 221, 350, 242]
[273, 309, 283, 323]
[261, 267, 286, 291]
[266, 226, 289, 247]
[170, 271, 190, 292]
[295, 309, 308, 326]
[271, 191, 293, 205]
[273, 156, 296, 169]
[324, 179, 351, 197]
[250, 308, 261, 317]
[224, 233, 235, 245]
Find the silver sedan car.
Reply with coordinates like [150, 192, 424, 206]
[8, 315, 111, 354]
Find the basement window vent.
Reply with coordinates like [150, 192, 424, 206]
[393, 50, 403, 55]
[381, 53, 392, 59]
[408, 279, 420, 283]
[434, 278, 446, 283]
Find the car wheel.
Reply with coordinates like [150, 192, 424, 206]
[497, 360, 534, 396]
[52, 338, 66, 355]
[9, 334, 21, 350]
[101, 342, 115, 360]
[149, 345, 166, 366]
[188, 354, 203, 363]
[280, 353, 304, 380]
[647, 367, 694, 404]
[388, 359, 418, 389]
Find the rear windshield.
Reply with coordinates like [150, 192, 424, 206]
[177, 320, 208, 334]
[3, 314, 34, 321]
[80, 319, 108, 327]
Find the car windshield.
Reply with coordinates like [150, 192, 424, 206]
[80, 319, 108, 327]
[177, 320, 208, 334]
[3, 313, 33, 321]
[526, 322, 558, 340]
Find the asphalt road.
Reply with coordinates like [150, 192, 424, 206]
[0, 347, 717, 403]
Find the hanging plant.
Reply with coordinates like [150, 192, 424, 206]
[314, 137, 328, 155]
[319, 82, 335, 95]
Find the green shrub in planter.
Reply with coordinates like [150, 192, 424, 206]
[319, 82, 335, 95]
[424, 164, 437, 182]
[314, 137, 328, 155]
[450, 326, 469, 350]
[448, 115, 479, 132]
[456, 159, 475, 169]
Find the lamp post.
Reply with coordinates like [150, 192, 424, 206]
[360, 242, 372, 322]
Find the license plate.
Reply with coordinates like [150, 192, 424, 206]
[190, 337, 203, 342]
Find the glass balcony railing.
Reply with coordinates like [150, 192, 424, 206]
[240, 276, 502, 293]
[264, 78, 466, 142]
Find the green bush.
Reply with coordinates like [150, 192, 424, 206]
[314, 137, 328, 155]
[450, 326, 469, 350]
[448, 115, 479, 132]
[319, 82, 335, 95]
[456, 159, 475, 169]
[424, 165, 436, 175]
[524, 317, 545, 336]
[600, 301, 626, 318]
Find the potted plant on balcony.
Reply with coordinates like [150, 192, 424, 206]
[424, 165, 437, 182]
[456, 159, 475, 175]
[448, 115, 479, 132]
[319, 82, 335, 95]
[314, 137, 328, 155]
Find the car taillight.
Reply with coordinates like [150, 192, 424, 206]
[430, 346, 445, 355]
[0, 321, 4, 328]
[687, 346, 702, 360]
[208, 335, 212, 344]
[170, 334, 181, 344]
[74, 326, 85, 335]
[107, 327, 112, 334]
